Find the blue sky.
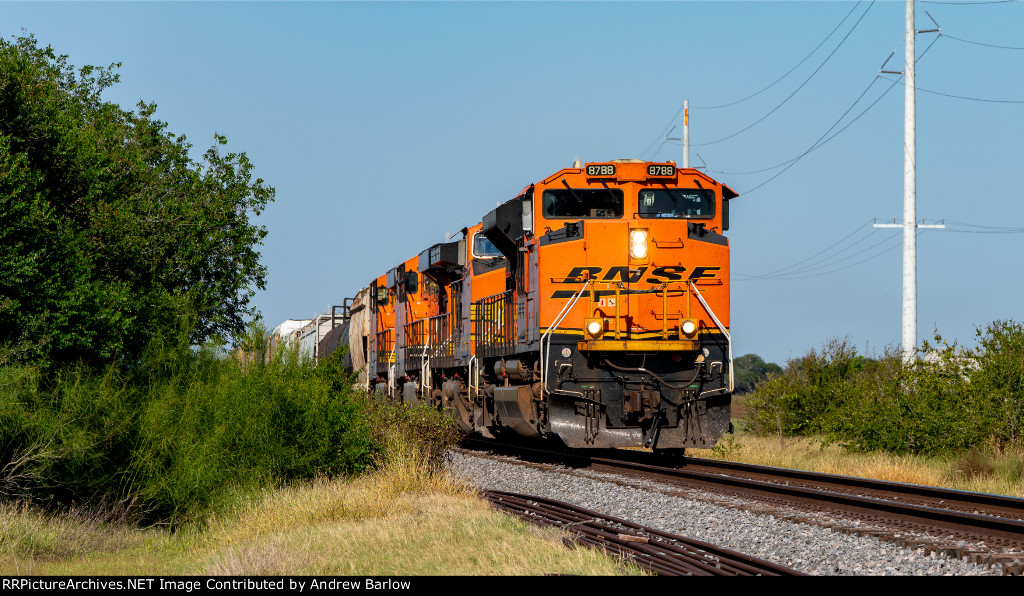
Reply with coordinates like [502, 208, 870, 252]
[5, 1, 1023, 365]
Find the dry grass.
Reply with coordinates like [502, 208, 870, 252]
[200, 492, 634, 576]
[0, 455, 643, 576]
[198, 454, 643, 575]
[0, 501, 173, 575]
[693, 432, 1024, 498]
[12, 424, 1022, 575]
[201, 455, 473, 545]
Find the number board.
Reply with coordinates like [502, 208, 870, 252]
[586, 164, 616, 177]
[647, 164, 676, 177]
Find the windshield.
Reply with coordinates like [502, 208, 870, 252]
[638, 188, 714, 219]
[542, 188, 623, 219]
[473, 233, 502, 258]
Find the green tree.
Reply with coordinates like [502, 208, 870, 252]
[732, 353, 782, 394]
[0, 34, 274, 366]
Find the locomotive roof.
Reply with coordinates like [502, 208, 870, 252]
[538, 160, 739, 200]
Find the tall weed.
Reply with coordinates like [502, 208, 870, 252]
[127, 339, 378, 524]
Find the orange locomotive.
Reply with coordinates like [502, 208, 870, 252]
[345, 159, 738, 453]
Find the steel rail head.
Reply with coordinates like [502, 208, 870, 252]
[484, 489, 805, 576]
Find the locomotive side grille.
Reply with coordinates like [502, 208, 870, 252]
[474, 290, 516, 358]
[375, 328, 394, 374]
[428, 311, 459, 369]
[403, 319, 428, 366]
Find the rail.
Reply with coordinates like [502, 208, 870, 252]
[466, 439, 1024, 573]
[473, 290, 515, 358]
[484, 490, 803, 576]
[428, 311, 459, 369]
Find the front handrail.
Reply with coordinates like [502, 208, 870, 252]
[583, 281, 693, 340]
[688, 280, 733, 393]
[541, 279, 593, 396]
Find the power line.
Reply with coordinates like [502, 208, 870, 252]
[736, 229, 939, 281]
[767, 235, 902, 280]
[738, 228, 898, 280]
[691, 0, 877, 148]
[944, 220, 1024, 233]
[692, 2, 865, 110]
[735, 232, 895, 280]
[879, 74, 1024, 103]
[748, 219, 876, 278]
[705, 75, 891, 177]
[920, 0, 1018, 4]
[643, 3, 866, 158]
[640, 108, 682, 159]
[944, 33, 1024, 50]
[736, 77, 890, 192]
[728, 32, 941, 192]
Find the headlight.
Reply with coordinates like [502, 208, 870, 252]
[629, 229, 648, 259]
[680, 318, 698, 338]
[585, 318, 605, 339]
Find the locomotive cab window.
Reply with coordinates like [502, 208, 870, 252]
[638, 189, 715, 219]
[421, 274, 440, 297]
[542, 188, 623, 219]
[472, 233, 503, 258]
[404, 271, 419, 295]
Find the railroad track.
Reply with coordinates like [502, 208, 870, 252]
[484, 489, 805, 576]
[462, 438, 1024, 573]
[645, 455, 1024, 522]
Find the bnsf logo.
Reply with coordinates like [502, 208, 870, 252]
[559, 265, 720, 284]
[549, 266, 720, 299]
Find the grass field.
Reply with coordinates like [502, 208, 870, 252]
[5, 397, 1023, 575]
[691, 396, 1024, 498]
[0, 454, 645, 576]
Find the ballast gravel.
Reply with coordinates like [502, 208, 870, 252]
[448, 450, 1004, 576]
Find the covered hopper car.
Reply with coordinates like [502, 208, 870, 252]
[327, 159, 738, 454]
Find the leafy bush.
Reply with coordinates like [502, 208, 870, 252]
[125, 335, 378, 524]
[744, 338, 875, 437]
[0, 327, 464, 527]
[744, 321, 1024, 456]
[967, 320, 1024, 446]
[0, 34, 464, 528]
[365, 398, 465, 476]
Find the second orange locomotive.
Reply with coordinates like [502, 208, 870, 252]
[339, 159, 738, 454]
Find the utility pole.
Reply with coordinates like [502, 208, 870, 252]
[683, 99, 689, 168]
[875, 0, 943, 364]
[666, 99, 692, 167]
[903, 0, 917, 364]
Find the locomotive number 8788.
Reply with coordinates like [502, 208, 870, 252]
[334, 158, 738, 454]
